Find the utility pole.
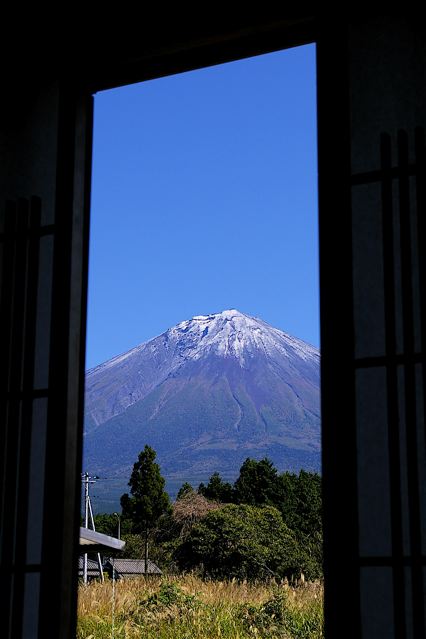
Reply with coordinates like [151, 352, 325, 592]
[113, 512, 121, 540]
[144, 525, 149, 576]
[82, 472, 104, 584]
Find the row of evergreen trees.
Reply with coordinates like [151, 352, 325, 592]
[94, 445, 323, 581]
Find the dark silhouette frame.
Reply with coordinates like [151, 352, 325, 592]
[1, 13, 425, 639]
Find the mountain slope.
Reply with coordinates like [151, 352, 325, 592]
[84, 310, 320, 507]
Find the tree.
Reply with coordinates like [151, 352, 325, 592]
[176, 482, 194, 500]
[295, 470, 322, 536]
[276, 470, 322, 537]
[233, 457, 278, 505]
[175, 504, 302, 580]
[93, 512, 131, 538]
[172, 490, 220, 537]
[198, 472, 234, 502]
[275, 470, 323, 579]
[120, 445, 171, 572]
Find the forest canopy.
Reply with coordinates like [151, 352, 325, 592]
[94, 454, 323, 581]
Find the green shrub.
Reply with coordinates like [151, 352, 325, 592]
[140, 581, 201, 611]
[239, 588, 324, 639]
[175, 504, 303, 580]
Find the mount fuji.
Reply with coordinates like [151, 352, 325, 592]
[83, 310, 320, 509]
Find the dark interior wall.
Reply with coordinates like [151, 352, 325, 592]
[0, 85, 60, 223]
[319, 16, 426, 639]
[0, 83, 61, 637]
[350, 19, 426, 173]
[350, 18, 426, 639]
[0, 15, 317, 638]
[0, 83, 93, 638]
[1, 12, 315, 91]
[1, 13, 426, 639]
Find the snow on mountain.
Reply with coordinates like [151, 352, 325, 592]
[171, 309, 317, 364]
[90, 309, 317, 372]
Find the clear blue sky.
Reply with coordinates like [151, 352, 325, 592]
[86, 44, 318, 370]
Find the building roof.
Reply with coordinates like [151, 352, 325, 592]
[79, 527, 125, 553]
[105, 558, 162, 575]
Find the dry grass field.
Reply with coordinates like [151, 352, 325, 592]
[77, 574, 323, 638]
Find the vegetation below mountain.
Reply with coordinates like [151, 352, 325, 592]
[77, 575, 324, 639]
[94, 448, 323, 582]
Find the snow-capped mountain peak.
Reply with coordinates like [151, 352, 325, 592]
[85, 310, 319, 428]
[166, 309, 318, 366]
[84, 310, 321, 505]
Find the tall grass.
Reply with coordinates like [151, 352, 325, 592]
[77, 574, 323, 639]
